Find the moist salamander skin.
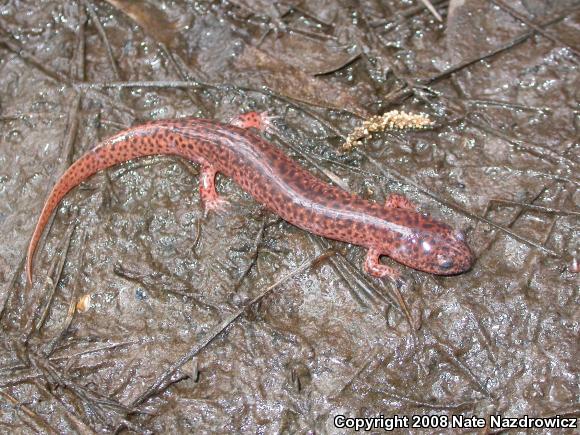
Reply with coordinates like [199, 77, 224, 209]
[26, 113, 474, 283]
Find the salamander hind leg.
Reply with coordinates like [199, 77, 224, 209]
[385, 193, 418, 211]
[199, 164, 228, 212]
[229, 111, 280, 135]
[364, 248, 401, 281]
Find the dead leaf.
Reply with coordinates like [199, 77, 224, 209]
[233, 45, 369, 117]
[104, 0, 178, 46]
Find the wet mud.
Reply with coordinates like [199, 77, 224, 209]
[0, 0, 578, 433]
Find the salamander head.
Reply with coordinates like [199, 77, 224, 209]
[385, 222, 474, 275]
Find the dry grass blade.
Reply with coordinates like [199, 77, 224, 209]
[370, 0, 448, 27]
[331, 350, 476, 410]
[330, 349, 382, 398]
[419, 0, 443, 21]
[75, 80, 204, 89]
[62, 94, 82, 166]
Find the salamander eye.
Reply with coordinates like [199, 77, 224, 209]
[437, 255, 454, 270]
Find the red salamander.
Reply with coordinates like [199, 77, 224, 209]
[26, 112, 474, 283]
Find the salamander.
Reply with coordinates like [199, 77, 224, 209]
[26, 112, 474, 284]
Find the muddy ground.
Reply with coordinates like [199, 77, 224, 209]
[0, 0, 578, 433]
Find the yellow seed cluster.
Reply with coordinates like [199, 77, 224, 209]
[343, 110, 434, 150]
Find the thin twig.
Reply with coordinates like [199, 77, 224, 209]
[62, 94, 82, 166]
[81, 0, 122, 80]
[159, 45, 210, 115]
[419, 0, 443, 21]
[0, 255, 26, 322]
[434, 341, 490, 396]
[313, 51, 362, 76]
[489, 0, 580, 58]
[129, 252, 332, 407]
[477, 184, 551, 263]
[33, 222, 76, 334]
[466, 98, 551, 113]
[29, 355, 147, 432]
[422, 6, 580, 85]
[32, 380, 98, 435]
[370, 385, 476, 410]
[68, 2, 87, 81]
[488, 199, 580, 217]
[231, 217, 269, 293]
[0, 389, 60, 434]
[370, 0, 448, 27]
[0, 24, 70, 84]
[466, 115, 575, 168]
[307, 234, 400, 314]
[75, 80, 204, 89]
[44, 230, 88, 357]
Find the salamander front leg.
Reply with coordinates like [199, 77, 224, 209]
[385, 193, 418, 212]
[364, 248, 400, 281]
[229, 111, 280, 135]
[200, 164, 228, 212]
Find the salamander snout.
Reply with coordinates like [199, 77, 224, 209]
[387, 226, 474, 276]
[430, 232, 474, 275]
[433, 246, 473, 275]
